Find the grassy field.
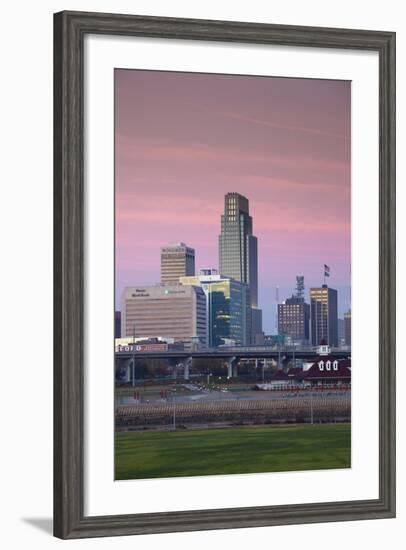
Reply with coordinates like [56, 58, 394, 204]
[115, 424, 351, 480]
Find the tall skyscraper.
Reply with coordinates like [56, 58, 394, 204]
[310, 284, 338, 347]
[218, 193, 261, 339]
[344, 309, 351, 346]
[160, 242, 195, 284]
[219, 193, 257, 304]
[180, 269, 251, 347]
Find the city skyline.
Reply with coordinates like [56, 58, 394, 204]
[115, 69, 351, 332]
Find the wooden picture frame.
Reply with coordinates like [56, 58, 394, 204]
[54, 10, 396, 539]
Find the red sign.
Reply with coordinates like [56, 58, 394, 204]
[116, 343, 168, 353]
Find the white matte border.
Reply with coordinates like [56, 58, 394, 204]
[84, 35, 379, 517]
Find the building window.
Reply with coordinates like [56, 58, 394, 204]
[319, 361, 324, 371]
[333, 360, 338, 370]
[326, 360, 331, 370]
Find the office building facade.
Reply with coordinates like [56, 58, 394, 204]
[180, 269, 251, 347]
[218, 193, 262, 338]
[160, 242, 195, 284]
[114, 311, 121, 338]
[344, 310, 351, 346]
[251, 308, 263, 342]
[338, 318, 345, 344]
[310, 285, 338, 347]
[121, 284, 207, 345]
[278, 296, 310, 344]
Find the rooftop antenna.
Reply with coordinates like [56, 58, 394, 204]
[323, 264, 330, 285]
[295, 276, 304, 299]
[275, 285, 280, 334]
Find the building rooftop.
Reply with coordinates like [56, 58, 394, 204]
[270, 370, 290, 381]
[296, 358, 351, 380]
[199, 268, 219, 276]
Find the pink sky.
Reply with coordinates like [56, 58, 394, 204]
[115, 69, 351, 332]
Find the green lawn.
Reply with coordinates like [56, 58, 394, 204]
[115, 424, 351, 480]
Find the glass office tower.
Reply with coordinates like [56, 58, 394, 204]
[180, 270, 251, 347]
[219, 193, 261, 340]
[219, 193, 258, 307]
[310, 285, 338, 347]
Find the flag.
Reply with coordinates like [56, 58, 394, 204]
[324, 264, 330, 277]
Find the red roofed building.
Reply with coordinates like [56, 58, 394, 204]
[297, 357, 351, 386]
[255, 369, 293, 390]
[255, 342, 351, 389]
[287, 367, 303, 379]
[270, 370, 291, 383]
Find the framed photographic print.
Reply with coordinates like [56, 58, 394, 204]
[54, 10, 396, 539]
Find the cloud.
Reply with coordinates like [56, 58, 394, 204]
[206, 108, 349, 141]
[116, 132, 349, 172]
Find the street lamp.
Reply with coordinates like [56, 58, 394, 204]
[310, 387, 314, 424]
[132, 324, 136, 387]
[131, 352, 136, 388]
[171, 388, 176, 431]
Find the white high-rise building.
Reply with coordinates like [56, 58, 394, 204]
[160, 242, 195, 284]
[121, 284, 206, 345]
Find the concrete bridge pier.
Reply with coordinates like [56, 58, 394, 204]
[225, 356, 237, 378]
[166, 358, 180, 380]
[261, 358, 267, 382]
[183, 357, 192, 380]
[125, 360, 132, 383]
[281, 355, 292, 371]
[277, 354, 288, 371]
[123, 358, 135, 384]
